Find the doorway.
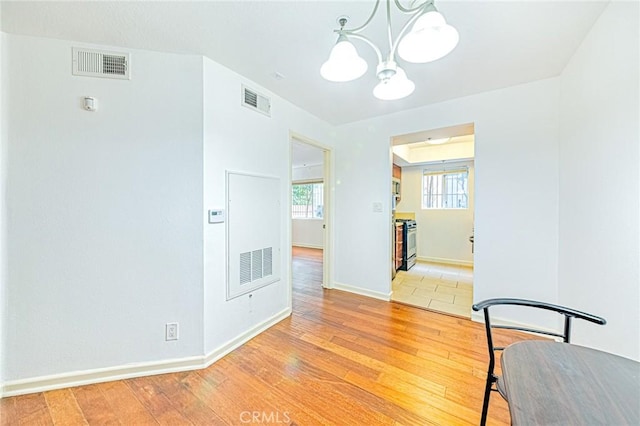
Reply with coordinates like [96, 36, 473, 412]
[290, 134, 332, 294]
[389, 123, 475, 318]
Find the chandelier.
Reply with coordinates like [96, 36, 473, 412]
[320, 0, 458, 101]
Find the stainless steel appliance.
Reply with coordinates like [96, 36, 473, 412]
[397, 219, 417, 270]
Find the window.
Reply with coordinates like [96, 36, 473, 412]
[292, 182, 323, 218]
[422, 168, 469, 209]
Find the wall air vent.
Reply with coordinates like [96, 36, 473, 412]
[226, 171, 281, 300]
[238, 247, 273, 286]
[241, 85, 271, 117]
[239, 252, 252, 285]
[72, 47, 130, 80]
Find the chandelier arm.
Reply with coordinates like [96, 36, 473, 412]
[394, 0, 434, 14]
[386, 0, 394, 56]
[341, 32, 384, 64]
[344, 0, 382, 34]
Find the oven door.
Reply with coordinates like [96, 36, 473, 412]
[406, 227, 417, 259]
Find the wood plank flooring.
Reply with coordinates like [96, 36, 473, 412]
[1, 247, 538, 425]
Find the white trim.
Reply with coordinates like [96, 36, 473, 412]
[332, 281, 392, 301]
[322, 147, 333, 290]
[471, 310, 484, 324]
[202, 307, 291, 368]
[417, 256, 474, 267]
[471, 311, 560, 338]
[292, 178, 323, 185]
[471, 310, 487, 324]
[1, 308, 291, 398]
[292, 243, 323, 250]
[2, 355, 203, 398]
[288, 131, 334, 292]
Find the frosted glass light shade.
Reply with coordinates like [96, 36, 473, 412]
[398, 11, 459, 63]
[373, 67, 415, 100]
[320, 38, 368, 82]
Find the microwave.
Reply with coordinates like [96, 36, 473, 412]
[392, 178, 401, 197]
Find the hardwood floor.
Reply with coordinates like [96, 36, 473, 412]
[1, 247, 537, 425]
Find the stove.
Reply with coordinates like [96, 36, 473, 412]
[396, 219, 417, 270]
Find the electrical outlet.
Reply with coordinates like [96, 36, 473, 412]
[165, 322, 179, 341]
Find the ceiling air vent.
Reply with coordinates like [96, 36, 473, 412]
[72, 47, 130, 80]
[241, 85, 271, 117]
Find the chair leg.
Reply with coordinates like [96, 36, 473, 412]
[480, 372, 495, 426]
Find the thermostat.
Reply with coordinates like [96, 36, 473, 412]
[208, 209, 225, 224]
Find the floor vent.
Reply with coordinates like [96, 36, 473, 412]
[242, 85, 271, 117]
[72, 47, 130, 80]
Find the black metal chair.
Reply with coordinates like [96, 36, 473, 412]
[472, 298, 606, 426]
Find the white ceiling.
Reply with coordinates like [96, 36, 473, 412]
[292, 139, 324, 169]
[1, 1, 608, 125]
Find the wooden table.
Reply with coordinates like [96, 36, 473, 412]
[501, 341, 640, 425]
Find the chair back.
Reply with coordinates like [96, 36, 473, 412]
[471, 298, 606, 426]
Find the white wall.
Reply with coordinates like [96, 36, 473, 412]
[335, 78, 560, 323]
[0, 32, 335, 389]
[0, 32, 6, 386]
[292, 219, 323, 248]
[558, 1, 639, 360]
[292, 164, 323, 181]
[397, 163, 474, 265]
[2, 1, 636, 390]
[292, 164, 324, 248]
[3, 35, 205, 380]
[202, 58, 333, 355]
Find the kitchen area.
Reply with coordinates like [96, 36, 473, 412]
[393, 164, 418, 274]
[390, 125, 475, 318]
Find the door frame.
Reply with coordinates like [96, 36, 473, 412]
[289, 132, 333, 293]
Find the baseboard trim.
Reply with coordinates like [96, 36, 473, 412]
[471, 311, 560, 337]
[1, 308, 292, 398]
[292, 243, 323, 249]
[202, 307, 292, 368]
[2, 355, 204, 398]
[332, 281, 391, 301]
[417, 256, 473, 267]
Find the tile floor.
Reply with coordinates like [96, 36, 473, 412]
[391, 261, 474, 318]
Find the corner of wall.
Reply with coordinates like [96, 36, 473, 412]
[0, 31, 7, 391]
[201, 52, 333, 358]
[557, 1, 640, 360]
